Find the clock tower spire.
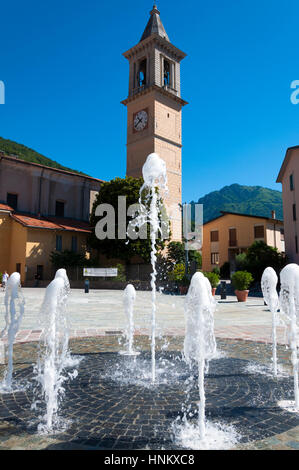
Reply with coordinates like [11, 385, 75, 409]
[122, 5, 187, 241]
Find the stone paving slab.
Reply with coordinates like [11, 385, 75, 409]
[0, 324, 289, 346]
[0, 337, 297, 450]
[0, 288, 289, 345]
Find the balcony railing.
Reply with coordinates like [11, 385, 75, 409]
[130, 84, 179, 97]
[162, 84, 178, 95]
[130, 85, 149, 96]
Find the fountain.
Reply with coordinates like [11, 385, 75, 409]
[139, 153, 168, 384]
[261, 267, 280, 376]
[120, 284, 140, 356]
[183, 272, 217, 439]
[0, 272, 25, 392]
[33, 268, 77, 433]
[172, 272, 241, 449]
[279, 264, 299, 412]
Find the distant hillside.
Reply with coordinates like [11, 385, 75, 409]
[192, 184, 283, 224]
[0, 137, 86, 175]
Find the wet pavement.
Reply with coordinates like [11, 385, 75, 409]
[0, 289, 297, 450]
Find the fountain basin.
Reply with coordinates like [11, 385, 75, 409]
[0, 346, 297, 450]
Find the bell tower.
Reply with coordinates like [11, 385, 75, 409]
[121, 4, 187, 241]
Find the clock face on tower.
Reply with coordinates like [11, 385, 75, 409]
[133, 109, 148, 132]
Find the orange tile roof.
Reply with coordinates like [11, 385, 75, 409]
[11, 213, 91, 233]
[0, 203, 14, 212]
[46, 217, 91, 233]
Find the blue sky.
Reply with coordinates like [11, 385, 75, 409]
[0, 0, 299, 202]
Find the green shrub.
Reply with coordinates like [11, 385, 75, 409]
[212, 266, 220, 276]
[50, 250, 87, 268]
[204, 271, 220, 288]
[231, 271, 253, 291]
[168, 263, 185, 282]
[113, 263, 126, 282]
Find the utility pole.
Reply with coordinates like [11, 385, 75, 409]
[183, 203, 189, 279]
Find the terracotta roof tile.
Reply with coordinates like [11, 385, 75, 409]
[11, 213, 91, 233]
[46, 217, 91, 233]
[0, 203, 14, 212]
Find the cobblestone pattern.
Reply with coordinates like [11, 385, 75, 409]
[0, 337, 297, 450]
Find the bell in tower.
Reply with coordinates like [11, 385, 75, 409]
[121, 5, 188, 241]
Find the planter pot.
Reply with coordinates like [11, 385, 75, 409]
[179, 286, 188, 295]
[235, 290, 249, 302]
[212, 288, 217, 296]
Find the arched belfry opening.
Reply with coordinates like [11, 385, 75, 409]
[138, 59, 147, 88]
[163, 59, 171, 87]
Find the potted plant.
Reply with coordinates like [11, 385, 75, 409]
[203, 271, 220, 296]
[231, 271, 254, 302]
[168, 263, 189, 295]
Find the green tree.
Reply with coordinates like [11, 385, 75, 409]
[235, 252, 249, 271]
[243, 241, 286, 282]
[89, 177, 167, 264]
[50, 250, 87, 269]
[166, 241, 202, 269]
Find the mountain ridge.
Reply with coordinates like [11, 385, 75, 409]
[0, 136, 86, 175]
[192, 183, 283, 223]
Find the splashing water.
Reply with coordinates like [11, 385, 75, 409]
[0, 272, 25, 392]
[183, 272, 217, 439]
[120, 284, 140, 356]
[261, 267, 280, 376]
[130, 153, 168, 383]
[173, 419, 240, 450]
[279, 264, 299, 411]
[33, 269, 77, 433]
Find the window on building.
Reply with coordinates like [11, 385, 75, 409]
[293, 204, 297, 221]
[254, 225, 265, 239]
[290, 174, 294, 191]
[56, 235, 62, 252]
[211, 253, 219, 265]
[55, 201, 65, 217]
[16, 263, 21, 274]
[280, 228, 285, 241]
[229, 228, 237, 247]
[7, 193, 18, 210]
[210, 230, 219, 242]
[71, 236, 78, 252]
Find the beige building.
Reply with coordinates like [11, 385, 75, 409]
[202, 211, 285, 273]
[122, 5, 187, 241]
[277, 146, 299, 263]
[0, 154, 103, 283]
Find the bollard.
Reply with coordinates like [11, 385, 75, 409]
[220, 281, 227, 300]
[84, 279, 90, 294]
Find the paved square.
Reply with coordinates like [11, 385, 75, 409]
[0, 288, 297, 450]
